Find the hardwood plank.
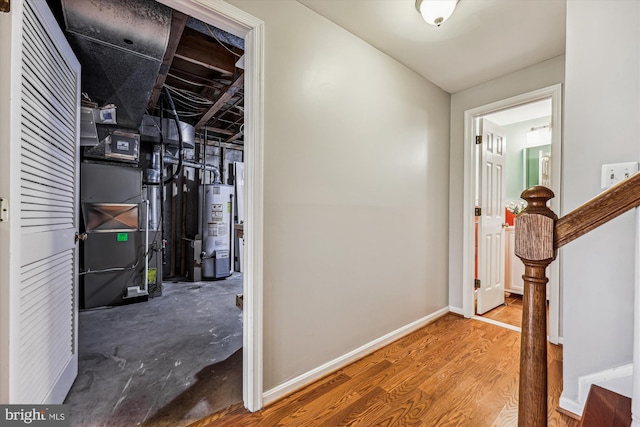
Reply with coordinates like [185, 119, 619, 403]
[578, 385, 631, 427]
[189, 314, 579, 427]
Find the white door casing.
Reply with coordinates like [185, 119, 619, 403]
[461, 84, 562, 344]
[477, 119, 507, 314]
[0, 0, 81, 403]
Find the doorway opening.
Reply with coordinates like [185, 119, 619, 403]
[42, 0, 263, 424]
[462, 84, 562, 343]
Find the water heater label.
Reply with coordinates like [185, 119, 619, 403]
[208, 222, 227, 237]
[116, 233, 128, 242]
[211, 204, 224, 221]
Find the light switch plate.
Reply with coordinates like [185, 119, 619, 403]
[601, 162, 639, 189]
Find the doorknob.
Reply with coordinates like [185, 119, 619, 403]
[75, 232, 87, 243]
[502, 223, 510, 228]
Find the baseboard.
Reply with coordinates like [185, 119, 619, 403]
[471, 315, 521, 332]
[559, 394, 585, 417]
[448, 306, 464, 316]
[560, 364, 634, 416]
[262, 307, 450, 405]
[578, 364, 633, 403]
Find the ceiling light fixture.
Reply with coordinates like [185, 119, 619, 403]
[415, 0, 459, 27]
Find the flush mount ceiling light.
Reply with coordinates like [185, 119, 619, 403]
[416, 0, 459, 26]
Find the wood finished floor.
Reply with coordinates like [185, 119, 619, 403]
[189, 313, 578, 427]
[478, 293, 524, 328]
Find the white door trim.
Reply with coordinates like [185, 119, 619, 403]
[462, 84, 563, 344]
[156, 0, 264, 411]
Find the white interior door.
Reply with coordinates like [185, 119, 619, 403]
[0, 0, 81, 403]
[477, 118, 507, 315]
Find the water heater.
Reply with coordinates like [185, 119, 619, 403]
[202, 184, 233, 279]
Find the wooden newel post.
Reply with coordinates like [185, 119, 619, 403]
[515, 186, 557, 427]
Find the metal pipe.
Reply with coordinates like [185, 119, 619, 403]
[144, 200, 149, 293]
[162, 86, 184, 185]
[164, 157, 221, 178]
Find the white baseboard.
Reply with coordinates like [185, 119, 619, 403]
[578, 363, 633, 402]
[560, 363, 634, 416]
[559, 394, 584, 417]
[472, 315, 521, 332]
[449, 306, 464, 316]
[262, 307, 450, 405]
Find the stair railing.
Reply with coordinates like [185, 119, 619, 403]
[515, 172, 640, 427]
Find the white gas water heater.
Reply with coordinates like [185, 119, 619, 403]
[202, 184, 233, 279]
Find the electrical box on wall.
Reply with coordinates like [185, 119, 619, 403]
[601, 162, 639, 189]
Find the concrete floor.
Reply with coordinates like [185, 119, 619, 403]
[64, 273, 244, 427]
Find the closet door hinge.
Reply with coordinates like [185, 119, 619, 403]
[475, 135, 482, 145]
[0, 0, 9, 13]
[474, 279, 481, 289]
[0, 197, 7, 222]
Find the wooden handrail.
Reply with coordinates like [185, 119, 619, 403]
[556, 171, 640, 248]
[515, 173, 640, 427]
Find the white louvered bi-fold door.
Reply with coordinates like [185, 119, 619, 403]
[0, 0, 80, 403]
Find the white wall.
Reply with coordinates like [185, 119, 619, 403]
[227, 0, 451, 393]
[449, 56, 565, 310]
[560, 0, 639, 412]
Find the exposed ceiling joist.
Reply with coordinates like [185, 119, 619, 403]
[147, 10, 188, 112]
[194, 137, 244, 151]
[225, 132, 243, 143]
[195, 71, 244, 130]
[174, 27, 238, 76]
[202, 126, 235, 136]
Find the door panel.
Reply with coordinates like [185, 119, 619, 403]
[0, 0, 80, 403]
[477, 119, 507, 315]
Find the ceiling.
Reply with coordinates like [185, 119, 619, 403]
[484, 98, 551, 126]
[298, 0, 566, 94]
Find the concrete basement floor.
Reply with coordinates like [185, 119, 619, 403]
[64, 273, 244, 427]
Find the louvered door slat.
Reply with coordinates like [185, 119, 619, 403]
[21, 113, 75, 162]
[22, 193, 73, 207]
[21, 179, 75, 202]
[21, 16, 75, 102]
[21, 17, 75, 111]
[21, 61, 75, 121]
[21, 289, 72, 352]
[21, 148, 73, 184]
[21, 158, 73, 191]
[21, 88, 75, 152]
[22, 134, 74, 176]
[20, 252, 71, 295]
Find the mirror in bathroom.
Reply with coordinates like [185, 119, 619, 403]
[524, 145, 551, 188]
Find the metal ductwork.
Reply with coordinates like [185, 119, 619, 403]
[61, 0, 172, 129]
[140, 114, 195, 149]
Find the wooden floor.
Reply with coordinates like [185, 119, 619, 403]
[478, 293, 524, 328]
[189, 313, 578, 427]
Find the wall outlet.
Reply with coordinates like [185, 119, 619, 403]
[601, 162, 639, 189]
